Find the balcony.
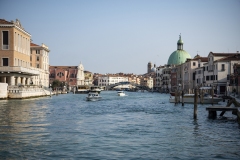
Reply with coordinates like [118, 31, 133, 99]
[0, 66, 39, 75]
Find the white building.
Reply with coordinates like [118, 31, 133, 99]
[77, 62, 85, 86]
[155, 66, 164, 91]
[203, 52, 240, 94]
[98, 75, 129, 86]
[30, 43, 50, 87]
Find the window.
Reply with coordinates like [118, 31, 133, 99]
[37, 56, 39, 61]
[206, 76, 209, 80]
[57, 72, 64, 77]
[215, 75, 218, 80]
[36, 50, 40, 54]
[30, 56, 32, 61]
[2, 58, 8, 66]
[211, 75, 214, 80]
[2, 31, 9, 49]
[221, 64, 225, 71]
[193, 62, 196, 66]
[36, 64, 39, 68]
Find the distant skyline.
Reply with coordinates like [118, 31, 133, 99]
[1, 0, 240, 74]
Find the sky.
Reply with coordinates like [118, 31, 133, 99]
[1, 0, 240, 74]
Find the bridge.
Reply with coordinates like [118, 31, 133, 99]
[106, 82, 149, 90]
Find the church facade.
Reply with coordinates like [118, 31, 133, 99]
[49, 62, 92, 89]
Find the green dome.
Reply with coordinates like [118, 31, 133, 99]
[167, 35, 191, 65]
[167, 50, 191, 65]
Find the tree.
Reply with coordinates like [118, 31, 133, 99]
[52, 80, 61, 89]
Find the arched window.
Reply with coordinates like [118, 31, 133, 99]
[57, 72, 64, 78]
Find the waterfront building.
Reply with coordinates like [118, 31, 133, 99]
[49, 62, 92, 89]
[194, 56, 208, 88]
[161, 65, 172, 92]
[155, 66, 164, 92]
[0, 19, 38, 86]
[233, 63, 240, 95]
[170, 66, 178, 92]
[182, 55, 207, 93]
[0, 19, 51, 98]
[98, 74, 129, 87]
[203, 52, 240, 94]
[77, 62, 84, 86]
[140, 76, 153, 90]
[30, 43, 50, 87]
[49, 66, 78, 89]
[84, 70, 93, 86]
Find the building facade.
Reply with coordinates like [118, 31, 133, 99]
[49, 63, 91, 89]
[0, 19, 41, 86]
[30, 43, 50, 87]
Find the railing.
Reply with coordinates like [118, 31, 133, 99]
[0, 66, 39, 75]
[2, 45, 9, 49]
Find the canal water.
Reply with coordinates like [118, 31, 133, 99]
[0, 91, 239, 159]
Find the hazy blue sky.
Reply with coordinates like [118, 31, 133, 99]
[1, 0, 240, 74]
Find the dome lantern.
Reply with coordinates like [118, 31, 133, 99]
[177, 34, 184, 50]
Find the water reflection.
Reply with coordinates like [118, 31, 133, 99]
[0, 92, 239, 159]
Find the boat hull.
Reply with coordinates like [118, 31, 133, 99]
[86, 97, 102, 101]
[118, 93, 125, 96]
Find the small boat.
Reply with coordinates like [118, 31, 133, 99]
[169, 93, 222, 104]
[117, 91, 126, 96]
[89, 86, 101, 94]
[86, 92, 101, 101]
[75, 85, 89, 94]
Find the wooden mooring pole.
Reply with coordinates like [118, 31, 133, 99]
[194, 88, 198, 119]
[211, 86, 214, 106]
[175, 90, 177, 105]
[182, 90, 184, 106]
[200, 89, 203, 104]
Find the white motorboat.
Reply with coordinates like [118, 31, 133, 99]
[117, 91, 126, 96]
[169, 93, 222, 104]
[89, 86, 101, 93]
[86, 92, 102, 101]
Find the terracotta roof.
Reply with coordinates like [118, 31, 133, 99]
[30, 43, 40, 47]
[0, 19, 13, 24]
[209, 52, 238, 56]
[196, 57, 208, 62]
[215, 54, 240, 62]
[186, 56, 208, 62]
[49, 66, 78, 69]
